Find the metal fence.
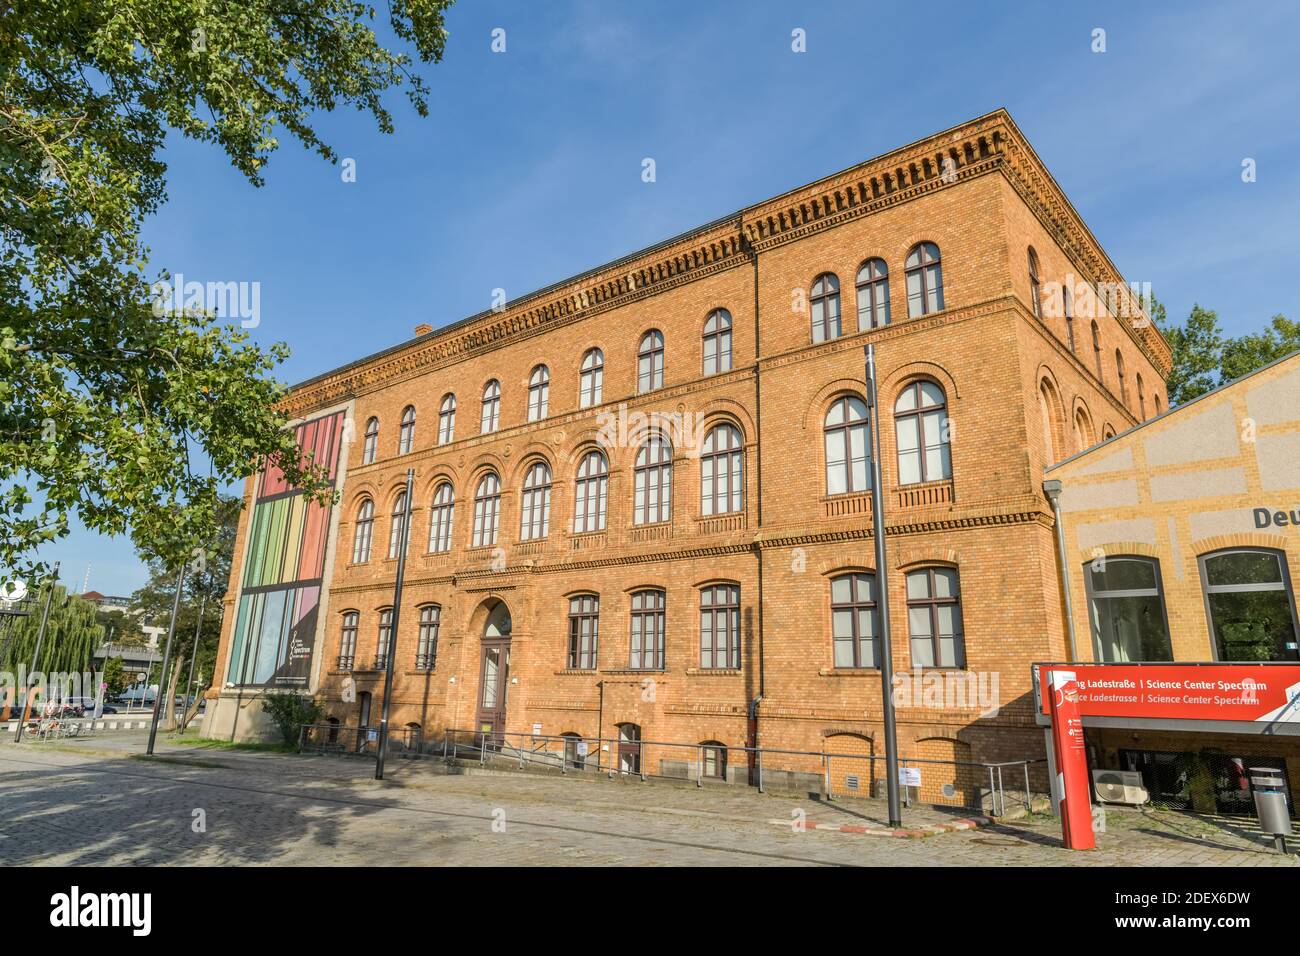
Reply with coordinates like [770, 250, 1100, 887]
[299, 722, 421, 757]
[411, 727, 1042, 816]
[1099, 745, 1293, 816]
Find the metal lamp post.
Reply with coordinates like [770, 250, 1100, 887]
[375, 468, 414, 780]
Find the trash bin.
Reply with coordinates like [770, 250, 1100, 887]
[1249, 767, 1292, 853]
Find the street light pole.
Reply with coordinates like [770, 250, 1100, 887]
[146, 565, 186, 755]
[865, 345, 903, 828]
[180, 591, 207, 731]
[375, 468, 414, 780]
[14, 562, 59, 743]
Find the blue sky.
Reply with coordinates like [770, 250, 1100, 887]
[41, 0, 1300, 596]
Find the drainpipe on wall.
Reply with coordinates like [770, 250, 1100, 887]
[1042, 479, 1078, 661]
[746, 220, 767, 788]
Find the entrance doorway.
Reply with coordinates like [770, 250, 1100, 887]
[617, 723, 641, 775]
[476, 601, 512, 743]
[356, 692, 372, 753]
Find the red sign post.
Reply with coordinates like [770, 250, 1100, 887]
[1045, 668, 1095, 850]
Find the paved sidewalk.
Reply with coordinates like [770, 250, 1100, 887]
[1, 740, 1295, 866]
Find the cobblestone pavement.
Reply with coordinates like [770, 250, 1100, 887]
[1, 741, 1295, 866]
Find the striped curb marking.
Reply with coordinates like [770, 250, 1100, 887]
[769, 816, 990, 838]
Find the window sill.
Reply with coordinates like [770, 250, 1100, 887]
[818, 667, 881, 676]
[685, 667, 742, 676]
[602, 668, 666, 675]
[556, 668, 598, 676]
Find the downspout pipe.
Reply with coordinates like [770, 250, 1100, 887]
[1042, 479, 1078, 661]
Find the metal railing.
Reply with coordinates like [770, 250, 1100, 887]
[299, 723, 421, 757]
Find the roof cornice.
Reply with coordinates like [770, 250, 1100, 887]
[279, 109, 1169, 418]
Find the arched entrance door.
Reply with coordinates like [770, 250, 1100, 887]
[476, 600, 512, 743]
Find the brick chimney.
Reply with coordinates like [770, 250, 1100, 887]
[414, 323, 433, 336]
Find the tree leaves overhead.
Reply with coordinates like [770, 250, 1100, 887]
[0, 0, 454, 576]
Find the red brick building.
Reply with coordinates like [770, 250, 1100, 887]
[206, 110, 1169, 800]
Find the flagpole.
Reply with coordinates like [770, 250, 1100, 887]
[866, 344, 903, 828]
[375, 468, 414, 780]
[146, 564, 186, 755]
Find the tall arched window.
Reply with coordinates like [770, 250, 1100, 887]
[1063, 285, 1076, 353]
[629, 589, 665, 670]
[1091, 321, 1103, 378]
[637, 330, 664, 394]
[375, 608, 393, 669]
[398, 405, 416, 455]
[471, 472, 501, 547]
[480, 380, 500, 434]
[567, 594, 599, 669]
[634, 433, 673, 525]
[339, 611, 358, 669]
[824, 395, 869, 495]
[573, 450, 608, 533]
[416, 605, 440, 670]
[352, 499, 374, 563]
[1073, 407, 1094, 452]
[428, 482, 454, 553]
[387, 491, 409, 559]
[810, 273, 841, 343]
[1038, 380, 1061, 464]
[1200, 549, 1300, 661]
[700, 583, 740, 669]
[362, 417, 379, 464]
[905, 242, 944, 318]
[519, 461, 552, 540]
[437, 394, 456, 445]
[895, 381, 951, 484]
[906, 567, 965, 668]
[527, 366, 550, 422]
[1028, 248, 1042, 320]
[856, 258, 890, 330]
[703, 309, 732, 375]
[1115, 350, 1129, 407]
[579, 348, 604, 408]
[831, 572, 878, 668]
[1152, 392, 1163, 415]
[701, 424, 743, 516]
[1136, 374, 1147, 420]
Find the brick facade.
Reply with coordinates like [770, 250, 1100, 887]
[206, 110, 1170, 792]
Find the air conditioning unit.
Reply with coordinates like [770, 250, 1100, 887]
[1092, 769, 1149, 806]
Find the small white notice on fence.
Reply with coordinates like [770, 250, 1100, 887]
[899, 767, 922, 787]
[576, 741, 588, 757]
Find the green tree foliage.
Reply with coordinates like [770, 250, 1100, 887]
[101, 655, 127, 695]
[261, 689, 323, 747]
[0, 583, 102, 674]
[0, 0, 455, 579]
[1151, 294, 1297, 405]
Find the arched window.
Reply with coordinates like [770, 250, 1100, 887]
[831, 572, 878, 668]
[375, 608, 393, 670]
[824, 395, 869, 495]
[1073, 407, 1094, 452]
[1084, 557, 1172, 662]
[701, 741, 727, 780]
[700, 583, 740, 669]
[810, 273, 841, 343]
[629, 589, 665, 670]
[856, 258, 890, 331]
[1062, 285, 1076, 353]
[701, 424, 744, 516]
[1038, 380, 1061, 464]
[1102, 423, 1116, 441]
[480, 380, 500, 434]
[528, 366, 549, 422]
[905, 242, 944, 318]
[352, 499, 374, 563]
[387, 491, 409, 560]
[703, 309, 732, 375]
[617, 722, 641, 775]
[633, 433, 673, 525]
[637, 330, 664, 393]
[416, 605, 440, 670]
[573, 450, 609, 533]
[1136, 373, 1147, 420]
[1091, 321, 1103, 378]
[1028, 248, 1042, 320]
[1115, 350, 1129, 407]
[398, 405, 416, 455]
[1200, 549, 1300, 662]
[1152, 392, 1163, 415]
[567, 594, 599, 669]
[906, 567, 965, 668]
[437, 394, 456, 445]
[895, 381, 952, 484]
[579, 348, 603, 408]
[362, 417, 379, 464]
[471, 472, 500, 547]
[428, 482, 454, 554]
[519, 461, 552, 540]
[338, 611, 358, 669]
